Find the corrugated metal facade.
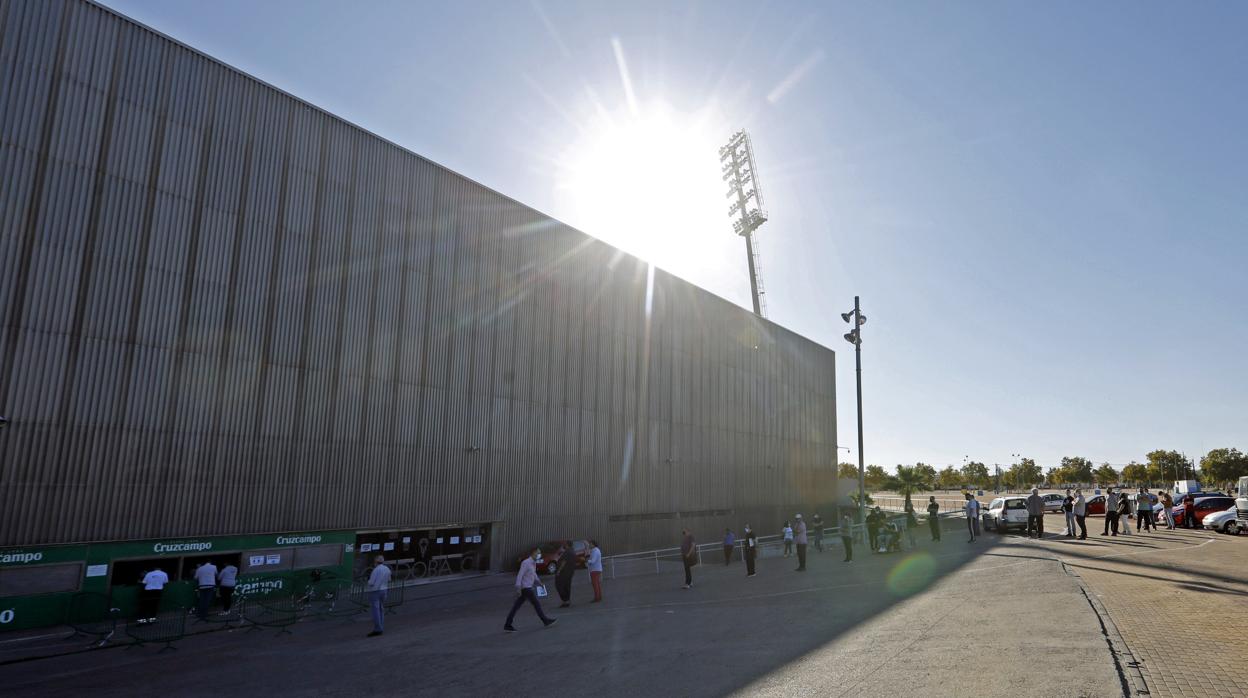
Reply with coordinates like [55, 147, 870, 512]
[0, 0, 837, 562]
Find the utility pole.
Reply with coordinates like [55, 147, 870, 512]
[841, 297, 867, 523]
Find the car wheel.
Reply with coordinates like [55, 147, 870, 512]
[1225, 521, 1238, 535]
[546, 562, 558, 575]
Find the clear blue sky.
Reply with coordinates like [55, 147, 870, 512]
[100, 0, 1248, 473]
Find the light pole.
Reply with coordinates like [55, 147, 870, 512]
[841, 297, 867, 523]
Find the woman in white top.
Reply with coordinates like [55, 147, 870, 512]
[782, 522, 794, 557]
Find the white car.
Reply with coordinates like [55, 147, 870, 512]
[1042, 493, 1065, 513]
[983, 496, 1030, 533]
[1202, 505, 1241, 535]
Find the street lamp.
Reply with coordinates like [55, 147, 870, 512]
[841, 296, 867, 523]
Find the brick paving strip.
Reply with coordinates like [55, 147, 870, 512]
[1003, 516, 1248, 698]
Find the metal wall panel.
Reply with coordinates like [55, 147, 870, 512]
[0, 0, 838, 560]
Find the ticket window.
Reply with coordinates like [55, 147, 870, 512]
[179, 554, 242, 582]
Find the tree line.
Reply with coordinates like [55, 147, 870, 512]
[837, 447, 1248, 493]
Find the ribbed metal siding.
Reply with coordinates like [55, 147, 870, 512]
[0, 0, 837, 557]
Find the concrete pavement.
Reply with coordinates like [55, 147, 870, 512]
[2, 521, 1130, 697]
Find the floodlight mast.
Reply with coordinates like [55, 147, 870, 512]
[719, 130, 769, 317]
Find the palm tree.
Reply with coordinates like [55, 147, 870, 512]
[890, 464, 933, 511]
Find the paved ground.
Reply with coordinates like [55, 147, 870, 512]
[3, 519, 1132, 698]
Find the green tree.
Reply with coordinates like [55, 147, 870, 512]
[1010, 458, 1042, 489]
[1094, 463, 1119, 485]
[1120, 461, 1148, 485]
[1200, 448, 1248, 487]
[936, 466, 961, 490]
[961, 461, 990, 487]
[1060, 456, 1094, 484]
[890, 464, 933, 510]
[913, 462, 938, 489]
[864, 465, 889, 491]
[1146, 449, 1193, 483]
[837, 462, 859, 480]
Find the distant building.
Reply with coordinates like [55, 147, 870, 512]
[0, 0, 836, 631]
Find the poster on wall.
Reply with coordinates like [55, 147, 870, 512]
[250, 556, 265, 567]
[383, 542, 394, 551]
[265, 554, 281, 565]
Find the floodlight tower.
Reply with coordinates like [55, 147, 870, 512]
[719, 130, 769, 317]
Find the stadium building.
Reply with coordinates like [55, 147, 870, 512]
[0, 0, 837, 631]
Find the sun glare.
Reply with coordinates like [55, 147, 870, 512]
[554, 101, 732, 280]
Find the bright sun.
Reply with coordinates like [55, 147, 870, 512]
[554, 100, 736, 282]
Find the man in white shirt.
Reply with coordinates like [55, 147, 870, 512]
[965, 494, 981, 543]
[217, 562, 238, 614]
[1072, 489, 1088, 540]
[586, 540, 603, 602]
[366, 555, 392, 637]
[504, 548, 557, 632]
[139, 566, 168, 622]
[194, 560, 218, 621]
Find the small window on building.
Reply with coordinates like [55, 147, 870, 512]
[293, 544, 342, 570]
[0, 562, 84, 597]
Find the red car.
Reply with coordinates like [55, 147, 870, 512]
[517, 540, 591, 575]
[1162, 496, 1235, 527]
[1085, 495, 1108, 516]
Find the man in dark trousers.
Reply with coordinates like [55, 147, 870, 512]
[722, 528, 735, 565]
[504, 548, 556, 632]
[811, 513, 824, 552]
[840, 512, 854, 562]
[1182, 493, 1196, 528]
[680, 529, 696, 589]
[743, 524, 757, 577]
[1025, 488, 1045, 538]
[1102, 488, 1118, 536]
[793, 514, 808, 571]
[867, 507, 884, 551]
[554, 541, 576, 608]
[926, 496, 941, 541]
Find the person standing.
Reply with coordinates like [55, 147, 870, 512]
[1025, 488, 1045, 539]
[1116, 492, 1132, 536]
[1062, 489, 1076, 537]
[840, 512, 854, 563]
[1181, 493, 1195, 529]
[811, 513, 824, 553]
[555, 541, 576, 608]
[965, 494, 981, 543]
[867, 508, 883, 551]
[1160, 491, 1175, 529]
[194, 560, 218, 621]
[793, 514, 808, 572]
[680, 529, 696, 589]
[586, 540, 603, 603]
[1136, 489, 1153, 532]
[927, 496, 941, 542]
[743, 525, 757, 576]
[781, 521, 794, 557]
[217, 560, 238, 614]
[722, 528, 735, 565]
[903, 502, 918, 549]
[1073, 489, 1088, 539]
[366, 555, 391, 637]
[504, 548, 556, 631]
[138, 565, 168, 623]
[1102, 488, 1118, 536]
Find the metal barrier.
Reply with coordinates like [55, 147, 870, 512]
[383, 579, 404, 614]
[243, 597, 298, 636]
[124, 609, 187, 652]
[66, 591, 120, 647]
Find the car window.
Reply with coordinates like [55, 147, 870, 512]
[1198, 498, 1232, 510]
[990, 499, 1003, 509]
[1005, 500, 1027, 510]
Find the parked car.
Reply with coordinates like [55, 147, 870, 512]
[1200, 505, 1241, 535]
[983, 496, 1030, 532]
[1085, 494, 1108, 516]
[517, 539, 592, 575]
[1041, 493, 1065, 513]
[1157, 496, 1236, 527]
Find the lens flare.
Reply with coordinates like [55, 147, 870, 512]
[886, 552, 937, 597]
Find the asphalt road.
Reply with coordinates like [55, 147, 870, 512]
[3, 522, 1127, 697]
